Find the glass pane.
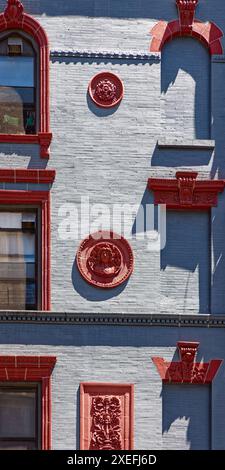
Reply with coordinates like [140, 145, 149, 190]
[0, 57, 34, 87]
[26, 282, 36, 309]
[0, 390, 36, 438]
[0, 86, 35, 134]
[0, 441, 36, 450]
[0, 213, 22, 229]
[15, 88, 35, 104]
[0, 232, 35, 259]
[0, 213, 37, 309]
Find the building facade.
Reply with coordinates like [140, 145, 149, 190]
[0, 0, 224, 450]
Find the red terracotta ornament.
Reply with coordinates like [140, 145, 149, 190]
[4, 0, 24, 22]
[88, 72, 124, 108]
[152, 342, 222, 384]
[76, 231, 134, 288]
[0, 1, 52, 158]
[148, 172, 225, 210]
[0, 356, 56, 449]
[176, 0, 198, 32]
[150, 0, 223, 55]
[0, 168, 55, 184]
[80, 383, 134, 450]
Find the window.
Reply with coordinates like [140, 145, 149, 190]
[0, 175, 55, 311]
[0, 35, 36, 135]
[0, 0, 52, 158]
[0, 210, 38, 310]
[0, 356, 56, 450]
[0, 385, 40, 450]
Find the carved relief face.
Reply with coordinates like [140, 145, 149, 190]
[76, 231, 134, 288]
[87, 243, 122, 277]
[100, 247, 113, 264]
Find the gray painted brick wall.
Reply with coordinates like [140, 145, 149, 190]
[0, 324, 224, 450]
[0, 0, 224, 451]
[0, 0, 223, 314]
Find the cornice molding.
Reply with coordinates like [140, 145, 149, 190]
[148, 172, 225, 210]
[0, 312, 225, 327]
[50, 50, 160, 62]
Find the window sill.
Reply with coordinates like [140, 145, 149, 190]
[157, 138, 215, 150]
[0, 132, 52, 158]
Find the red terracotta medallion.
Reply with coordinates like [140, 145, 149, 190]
[76, 231, 134, 288]
[88, 72, 124, 108]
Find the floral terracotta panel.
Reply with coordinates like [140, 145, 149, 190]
[80, 383, 134, 450]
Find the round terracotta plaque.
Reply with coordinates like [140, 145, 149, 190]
[88, 72, 124, 108]
[76, 231, 134, 288]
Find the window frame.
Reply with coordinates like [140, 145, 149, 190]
[0, 30, 39, 135]
[0, 192, 50, 311]
[0, 382, 40, 449]
[0, 356, 56, 450]
[0, 207, 39, 310]
[0, 0, 52, 158]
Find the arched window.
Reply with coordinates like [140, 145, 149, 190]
[0, 0, 52, 158]
[0, 32, 37, 135]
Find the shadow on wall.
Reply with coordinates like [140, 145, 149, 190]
[210, 198, 225, 313]
[71, 259, 129, 301]
[15, 0, 176, 18]
[132, 187, 155, 236]
[86, 92, 120, 117]
[162, 384, 210, 450]
[0, 144, 48, 169]
[151, 143, 213, 168]
[160, 211, 211, 314]
[161, 37, 210, 140]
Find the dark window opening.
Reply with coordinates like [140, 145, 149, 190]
[0, 385, 40, 450]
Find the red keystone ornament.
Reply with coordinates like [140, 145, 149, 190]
[148, 172, 225, 210]
[152, 342, 222, 384]
[176, 0, 198, 32]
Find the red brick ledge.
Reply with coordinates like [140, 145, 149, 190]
[0, 168, 55, 184]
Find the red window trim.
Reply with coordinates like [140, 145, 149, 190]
[0, 355, 56, 450]
[80, 382, 134, 450]
[0, 1, 52, 158]
[148, 171, 225, 210]
[0, 189, 54, 311]
[150, 0, 223, 54]
[152, 341, 222, 384]
[0, 168, 55, 184]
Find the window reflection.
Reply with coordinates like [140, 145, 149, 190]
[0, 42, 36, 134]
[0, 211, 37, 310]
